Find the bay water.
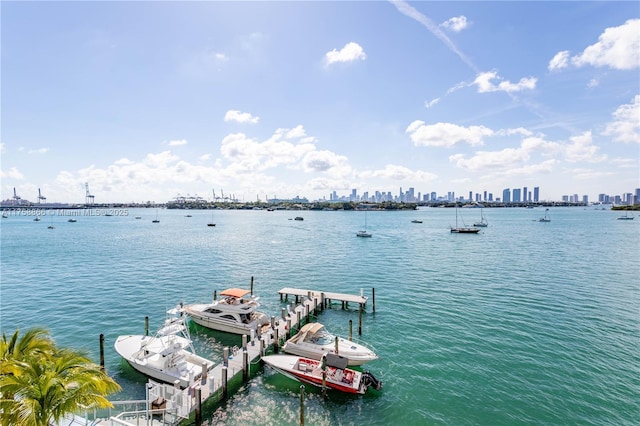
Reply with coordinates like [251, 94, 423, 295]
[1, 206, 638, 425]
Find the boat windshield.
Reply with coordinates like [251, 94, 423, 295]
[309, 327, 335, 345]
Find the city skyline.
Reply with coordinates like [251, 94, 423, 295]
[2, 2, 639, 204]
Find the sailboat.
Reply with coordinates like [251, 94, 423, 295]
[473, 208, 488, 227]
[207, 209, 216, 227]
[538, 208, 551, 222]
[152, 209, 160, 223]
[356, 209, 372, 237]
[207, 190, 216, 226]
[617, 206, 634, 220]
[450, 204, 480, 233]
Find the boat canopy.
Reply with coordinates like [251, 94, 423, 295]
[220, 288, 251, 298]
[289, 322, 326, 343]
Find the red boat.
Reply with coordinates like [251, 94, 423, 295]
[262, 353, 382, 395]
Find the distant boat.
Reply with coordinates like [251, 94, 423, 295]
[294, 216, 304, 221]
[473, 208, 488, 227]
[2, 212, 8, 218]
[68, 218, 77, 223]
[135, 216, 142, 219]
[34, 216, 41, 222]
[450, 204, 480, 233]
[152, 209, 160, 223]
[411, 219, 423, 224]
[356, 210, 372, 237]
[538, 208, 551, 222]
[617, 207, 634, 220]
[207, 210, 216, 227]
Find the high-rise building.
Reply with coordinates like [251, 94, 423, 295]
[502, 188, 511, 203]
[522, 186, 528, 202]
[483, 191, 487, 202]
[513, 188, 521, 202]
[533, 187, 540, 202]
[431, 192, 437, 201]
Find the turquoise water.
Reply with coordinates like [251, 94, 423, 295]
[1, 206, 639, 425]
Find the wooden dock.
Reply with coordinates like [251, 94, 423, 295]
[93, 288, 373, 426]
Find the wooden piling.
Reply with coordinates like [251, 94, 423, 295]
[99, 334, 105, 371]
[250, 276, 254, 295]
[222, 366, 228, 399]
[145, 316, 149, 336]
[320, 292, 325, 311]
[242, 348, 248, 382]
[213, 290, 217, 301]
[297, 310, 301, 332]
[201, 362, 208, 385]
[287, 318, 292, 339]
[372, 287, 376, 313]
[358, 304, 363, 335]
[334, 336, 339, 355]
[349, 320, 353, 341]
[274, 327, 279, 353]
[195, 386, 202, 425]
[299, 385, 305, 426]
[281, 308, 286, 321]
[223, 347, 229, 367]
[305, 304, 310, 323]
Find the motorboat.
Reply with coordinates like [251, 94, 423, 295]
[294, 216, 304, 221]
[282, 322, 377, 366]
[411, 219, 423, 223]
[114, 306, 215, 388]
[262, 353, 382, 395]
[184, 288, 269, 335]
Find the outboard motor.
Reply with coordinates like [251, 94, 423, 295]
[361, 371, 383, 391]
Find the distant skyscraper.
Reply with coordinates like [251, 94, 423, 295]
[503, 188, 511, 203]
[513, 188, 521, 202]
[431, 192, 437, 201]
[533, 187, 540, 202]
[522, 186, 528, 202]
[483, 191, 487, 202]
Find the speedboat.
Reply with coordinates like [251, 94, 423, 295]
[262, 353, 382, 395]
[184, 288, 269, 335]
[114, 306, 215, 388]
[282, 322, 377, 366]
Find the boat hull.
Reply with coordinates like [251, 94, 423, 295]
[283, 339, 377, 366]
[114, 334, 214, 388]
[184, 304, 269, 335]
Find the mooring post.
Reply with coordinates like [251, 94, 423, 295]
[320, 292, 325, 311]
[299, 385, 305, 426]
[243, 348, 249, 382]
[358, 304, 363, 335]
[260, 338, 265, 357]
[274, 327, 279, 353]
[372, 287, 376, 313]
[334, 336, 339, 355]
[99, 334, 105, 371]
[251, 276, 254, 295]
[281, 308, 286, 321]
[280, 292, 283, 302]
[223, 347, 229, 367]
[145, 316, 149, 336]
[306, 303, 310, 323]
[270, 316, 276, 329]
[195, 386, 202, 425]
[213, 290, 217, 301]
[297, 310, 301, 332]
[314, 297, 318, 316]
[349, 319, 353, 341]
[201, 362, 208, 385]
[287, 318, 292, 339]
[222, 366, 228, 399]
[321, 356, 327, 397]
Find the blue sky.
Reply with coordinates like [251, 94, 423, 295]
[2, 1, 638, 204]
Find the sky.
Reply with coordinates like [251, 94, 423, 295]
[1, 1, 639, 204]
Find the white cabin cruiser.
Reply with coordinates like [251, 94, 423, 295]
[282, 322, 378, 366]
[184, 288, 269, 335]
[114, 306, 215, 389]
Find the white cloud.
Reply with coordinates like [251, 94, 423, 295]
[564, 131, 607, 163]
[406, 121, 493, 147]
[572, 19, 640, 70]
[168, 139, 187, 146]
[473, 71, 537, 93]
[602, 95, 640, 143]
[362, 164, 438, 182]
[587, 79, 599, 88]
[224, 110, 260, 124]
[1, 167, 25, 179]
[424, 98, 440, 108]
[302, 150, 350, 175]
[441, 16, 469, 32]
[548, 50, 570, 71]
[28, 148, 49, 154]
[325, 42, 366, 65]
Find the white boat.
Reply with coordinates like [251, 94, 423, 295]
[184, 288, 269, 335]
[450, 204, 480, 233]
[262, 353, 382, 395]
[282, 322, 377, 366]
[114, 307, 215, 388]
[473, 208, 488, 227]
[356, 210, 372, 237]
[538, 208, 551, 222]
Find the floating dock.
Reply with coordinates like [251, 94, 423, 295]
[96, 287, 373, 426]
